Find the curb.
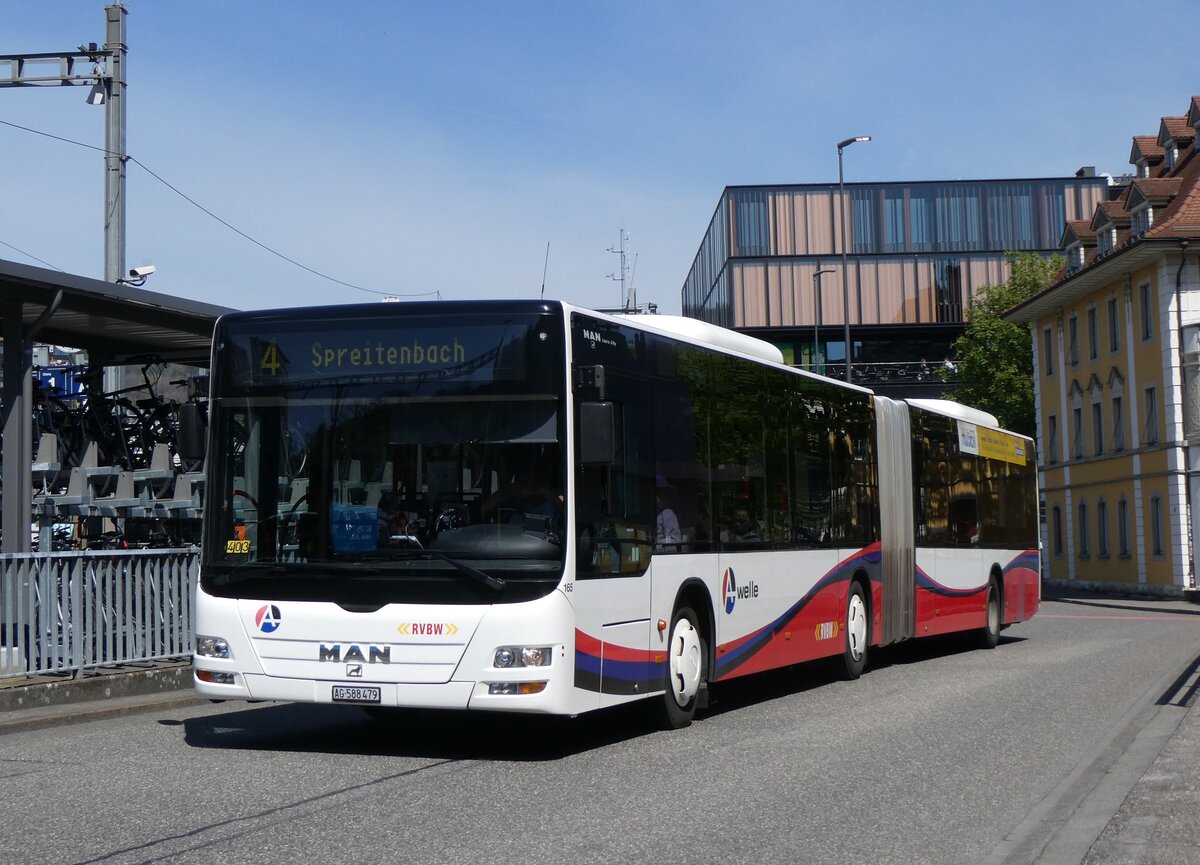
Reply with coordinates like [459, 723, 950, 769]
[0, 659, 202, 735]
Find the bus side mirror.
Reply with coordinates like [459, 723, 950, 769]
[177, 402, 207, 462]
[579, 401, 615, 465]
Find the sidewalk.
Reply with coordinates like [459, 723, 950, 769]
[1081, 671, 1200, 864]
[0, 658, 201, 735]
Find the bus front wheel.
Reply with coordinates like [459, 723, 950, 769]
[841, 581, 868, 680]
[978, 580, 1001, 650]
[661, 606, 704, 729]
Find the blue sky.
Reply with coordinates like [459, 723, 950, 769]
[1, 1, 1193, 315]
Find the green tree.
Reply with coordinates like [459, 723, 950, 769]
[944, 252, 1062, 437]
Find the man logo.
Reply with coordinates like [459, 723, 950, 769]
[255, 604, 282, 633]
[346, 664, 363, 678]
[723, 568, 737, 614]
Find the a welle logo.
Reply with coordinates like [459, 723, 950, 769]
[722, 567, 759, 614]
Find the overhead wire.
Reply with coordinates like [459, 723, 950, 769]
[0, 238, 63, 272]
[0, 117, 437, 298]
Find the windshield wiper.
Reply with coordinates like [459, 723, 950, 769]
[210, 560, 290, 586]
[382, 549, 506, 592]
[210, 559, 386, 586]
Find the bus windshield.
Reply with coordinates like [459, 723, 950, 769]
[200, 308, 567, 606]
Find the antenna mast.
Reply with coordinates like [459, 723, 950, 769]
[539, 242, 550, 299]
[606, 229, 635, 311]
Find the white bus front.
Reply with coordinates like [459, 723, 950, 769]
[192, 301, 581, 714]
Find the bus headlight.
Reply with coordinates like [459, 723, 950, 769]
[493, 646, 552, 668]
[196, 636, 230, 659]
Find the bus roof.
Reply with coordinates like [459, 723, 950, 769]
[611, 312, 785, 364]
[906, 398, 1002, 430]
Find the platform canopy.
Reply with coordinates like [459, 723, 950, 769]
[0, 258, 233, 365]
[0, 257, 236, 552]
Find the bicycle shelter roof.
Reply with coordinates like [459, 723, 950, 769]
[0, 257, 234, 365]
[1, 257, 235, 552]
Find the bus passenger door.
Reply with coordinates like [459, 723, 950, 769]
[573, 364, 654, 708]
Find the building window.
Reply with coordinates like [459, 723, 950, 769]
[1087, 307, 1099, 360]
[1098, 499, 1109, 557]
[1067, 244, 1084, 273]
[1046, 414, 1058, 463]
[1165, 144, 1178, 171]
[1073, 406, 1084, 458]
[1078, 502, 1089, 558]
[935, 258, 964, 323]
[1118, 497, 1130, 557]
[1044, 327, 1055, 376]
[1092, 401, 1104, 456]
[1144, 386, 1158, 444]
[1097, 224, 1115, 255]
[1150, 495, 1164, 556]
[1052, 505, 1063, 557]
[1132, 206, 1152, 236]
[1107, 297, 1119, 352]
[1111, 395, 1124, 451]
[1068, 315, 1079, 366]
[1140, 283, 1153, 340]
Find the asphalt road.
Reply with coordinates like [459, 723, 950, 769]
[2, 594, 1199, 865]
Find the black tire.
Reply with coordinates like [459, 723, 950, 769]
[841, 581, 869, 680]
[661, 606, 705, 729]
[978, 579, 1001, 650]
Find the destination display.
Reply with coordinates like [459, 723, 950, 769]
[215, 312, 561, 389]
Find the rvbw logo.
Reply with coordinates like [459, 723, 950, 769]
[722, 567, 759, 615]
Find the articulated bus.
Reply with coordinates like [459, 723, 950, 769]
[192, 300, 1040, 728]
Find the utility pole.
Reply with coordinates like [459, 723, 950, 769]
[102, 3, 127, 286]
[0, 3, 128, 284]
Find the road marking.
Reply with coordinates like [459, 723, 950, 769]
[1038, 614, 1200, 622]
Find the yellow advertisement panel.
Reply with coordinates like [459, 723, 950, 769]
[957, 422, 1029, 466]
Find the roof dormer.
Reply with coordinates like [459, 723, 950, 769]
[1090, 200, 1130, 256]
[1157, 116, 1195, 173]
[1130, 135, 1165, 179]
[1060, 219, 1096, 273]
[1188, 96, 1200, 140]
[1126, 178, 1182, 238]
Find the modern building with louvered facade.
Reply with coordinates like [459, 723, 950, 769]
[681, 175, 1112, 394]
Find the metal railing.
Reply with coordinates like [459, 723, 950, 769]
[800, 360, 962, 386]
[0, 549, 196, 679]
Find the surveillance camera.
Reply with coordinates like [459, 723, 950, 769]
[128, 265, 156, 278]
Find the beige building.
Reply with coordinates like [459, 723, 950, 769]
[1006, 97, 1200, 596]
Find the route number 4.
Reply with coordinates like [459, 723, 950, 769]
[261, 343, 282, 376]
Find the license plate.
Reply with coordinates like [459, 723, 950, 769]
[332, 685, 381, 704]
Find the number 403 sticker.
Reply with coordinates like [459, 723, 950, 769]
[261, 342, 283, 376]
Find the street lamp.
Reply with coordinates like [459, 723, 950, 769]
[837, 135, 870, 382]
[812, 268, 834, 373]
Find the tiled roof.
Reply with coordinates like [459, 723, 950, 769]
[1062, 219, 1097, 244]
[1092, 199, 1131, 229]
[1130, 177, 1183, 205]
[1159, 115, 1196, 147]
[1145, 146, 1200, 238]
[1005, 97, 1200, 322]
[1130, 135, 1164, 163]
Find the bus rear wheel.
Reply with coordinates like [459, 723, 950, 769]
[841, 581, 868, 680]
[978, 580, 1001, 650]
[661, 606, 704, 729]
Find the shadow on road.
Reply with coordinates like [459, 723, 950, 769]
[179, 699, 660, 760]
[177, 627, 1027, 758]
